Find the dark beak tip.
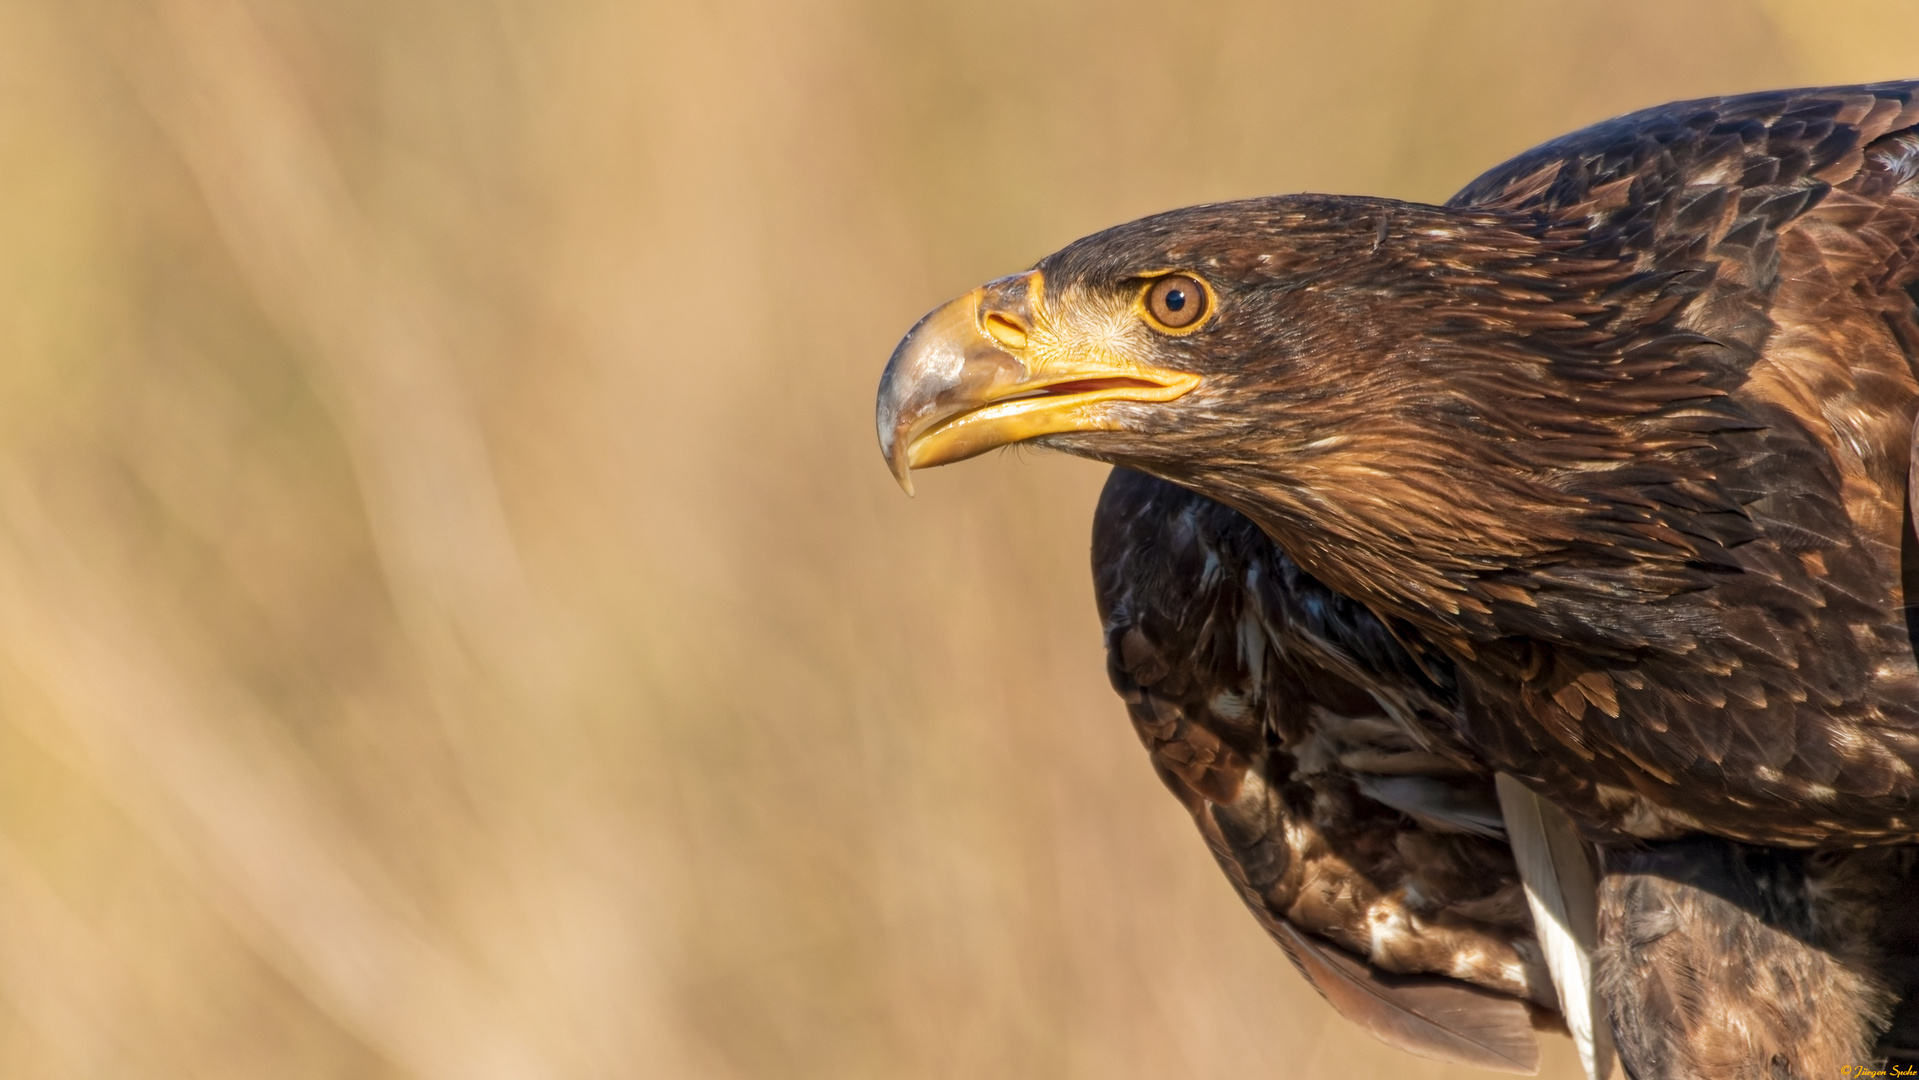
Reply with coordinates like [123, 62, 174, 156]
[875, 398, 915, 498]
[878, 430, 916, 496]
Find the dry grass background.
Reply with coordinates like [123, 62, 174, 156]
[0, 1, 1913, 1076]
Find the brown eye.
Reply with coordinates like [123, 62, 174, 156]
[1145, 274, 1209, 330]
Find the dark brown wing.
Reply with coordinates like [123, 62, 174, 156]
[1430, 84, 1919, 845]
[1435, 86, 1919, 1080]
[1092, 467, 1550, 1071]
[1446, 85, 1919, 1076]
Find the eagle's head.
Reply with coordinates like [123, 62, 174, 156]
[875, 193, 1719, 630]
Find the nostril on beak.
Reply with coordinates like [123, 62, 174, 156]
[983, 312, 1028, 350]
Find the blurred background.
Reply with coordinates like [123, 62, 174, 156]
[0, 1, 1912, 1076]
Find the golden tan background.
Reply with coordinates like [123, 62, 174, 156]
[0, 1, 1911, 1076]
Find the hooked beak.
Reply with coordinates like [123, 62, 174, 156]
[874, 270, 1200, 494]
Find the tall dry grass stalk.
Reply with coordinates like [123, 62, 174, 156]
[0, 1, 1910, 1075]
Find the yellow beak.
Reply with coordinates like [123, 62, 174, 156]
[874, 271, 1200, 494]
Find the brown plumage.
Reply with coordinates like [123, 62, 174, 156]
[876, 82, 1919, 1076]
[1095, 467, 1551, 1071]
[1096, 466, 1919, 1076]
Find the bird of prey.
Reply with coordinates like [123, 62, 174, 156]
[875, 83, 1919, 1078]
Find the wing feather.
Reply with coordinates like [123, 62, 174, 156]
[1093, 467, 1555, 1059]
[1497, 774, 1614, 1080]
[1269, 919, 1540, 1074]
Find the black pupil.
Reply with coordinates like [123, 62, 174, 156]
[1164, 288, 1186, 312]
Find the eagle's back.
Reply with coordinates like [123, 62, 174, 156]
[1434, 84, 1919, 844]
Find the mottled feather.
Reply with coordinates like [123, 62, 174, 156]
[1093, 468, 1553, 1068]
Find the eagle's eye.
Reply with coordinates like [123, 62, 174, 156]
[1143, 274, 1210, 331]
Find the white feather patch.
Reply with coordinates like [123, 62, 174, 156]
[1495, 774, 1616, 1080]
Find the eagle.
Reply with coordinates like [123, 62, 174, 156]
[874, 83, 1919, 1078]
